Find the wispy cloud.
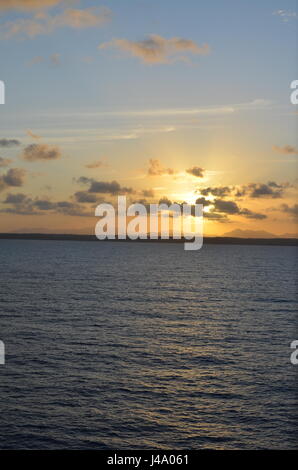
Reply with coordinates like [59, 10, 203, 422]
[280, 203, 298, 219]
[147, 159, 176, 176]
[273, 145, 298, 155]
[26, 129, 41, 140]
[0, 0, 64, 11]
[50, 53, 61, 65]
[273, 10, 297, 22]
[85, 160, 106, 169]
[27, 56, 44, 66]
[0, 157, 12, 167]
[16, 99, 271, 126]
[0, 7, 111, 39]
[99, 34, 210, 64]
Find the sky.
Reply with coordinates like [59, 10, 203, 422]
[0, 0, 297, 237]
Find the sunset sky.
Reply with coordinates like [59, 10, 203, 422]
[0, 0, 297, 237]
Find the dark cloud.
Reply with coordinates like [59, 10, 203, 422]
[78, 177, 134, 195]
[213, 199, 239, 214]
[248, 183, 284, 199]
[0, 138, 21, 147]
[186, 166, 204, 178]
[74, 191, 98, 203]
[200, 186, 232, 197]
[4, 192, 28, 204]
[280, 203, 298, 219]
[33, 199, 55, 210]
[2, 192, 34, 215]
[77, 176, 91, 185]
[21, 143, 61, 161]
[211, 198, 266, 220]
[2, 192, 92, 217]
[90, 180, 134, 195]
[0, 168, 26, 191]
[240, 208, 267, 220]
[195, 196, 212, 206]
[199, 182, 287, 200]
[159, 197, 173, 205]
[142, 189, 155, 198]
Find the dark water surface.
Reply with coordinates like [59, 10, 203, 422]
[0, 240, 297, 449]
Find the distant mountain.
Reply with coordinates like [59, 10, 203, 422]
[223, 229, 297, 239]
[280, 233, 298, 239]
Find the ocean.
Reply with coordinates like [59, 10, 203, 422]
[0, 239, 297, 449]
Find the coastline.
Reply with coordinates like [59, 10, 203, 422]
[0, 233, 297, 246]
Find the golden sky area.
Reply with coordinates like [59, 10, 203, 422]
[0, 0, 297, 238]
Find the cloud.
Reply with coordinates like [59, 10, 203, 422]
[273, 10, 297, 22]
[2, 192, 92, 217]
[159, 197, 173, 205]
[213, 199, 240, 214]
[26, 129, 41, 139]
[0, 168, 26, 191]
[0, 0, 63, 10]
[195, 197, 212, 206]
[78, 177, 134, 195]
[211, 198, 266, 220]
[235, 181, 289, 199]
[273, 145, 298, 155]
[198, 182, 287, 200]
[27, 55, 62, 66]
[53, 7, 111, 29]
[0, 138, 21, 147]
[85, 160, 105, 169]
[280, 203, 298, 219]
[0, 157, 12, 167]
[74, 191, 98, 203]
[4, 192, 28, 204]
[247, 182, 284, 199]
[148, 159, 175, 176]
[50, 53, 61, 65]
[186, 166, 204, 178]
[142, 189, 155, 198]
[240, 208, 267, 220]
[27, 56, 44, 66]
[99, 34, 210, 64]
[21, 143, 61, 161]
[200, 186, 232, 197]
[204, 212, 228, 221]
[1, 7, 111, 39]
